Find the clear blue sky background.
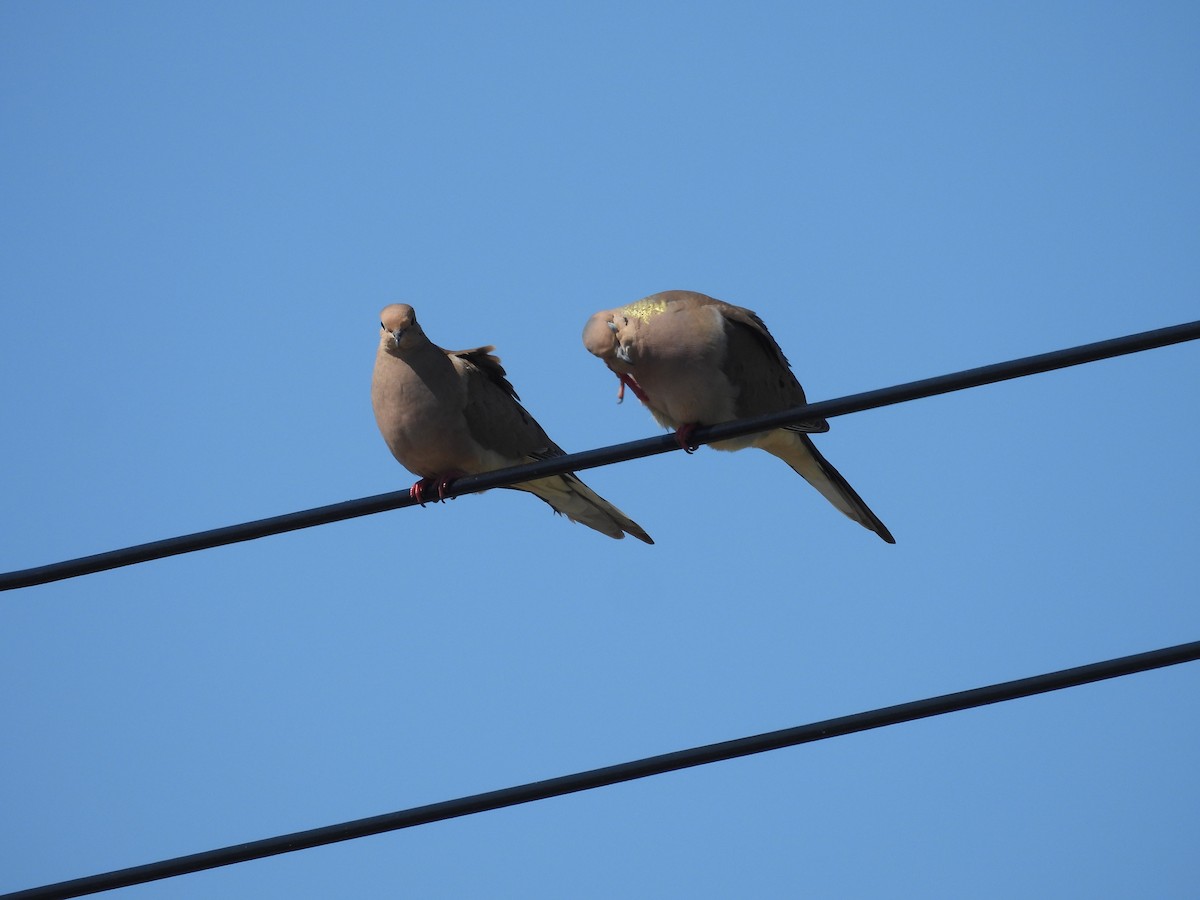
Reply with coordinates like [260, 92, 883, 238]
[2, 3, 1197, 897]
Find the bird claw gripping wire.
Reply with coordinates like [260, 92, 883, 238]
[409, 473, 462, 506]
[674, 424, 700, 454]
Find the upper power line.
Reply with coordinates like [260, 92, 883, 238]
[2, 318, 1198, 592]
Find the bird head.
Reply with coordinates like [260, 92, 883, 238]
[582, 311, 636, 368]
[379, 303, 422, 352]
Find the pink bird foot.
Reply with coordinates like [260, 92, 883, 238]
[409, 471, 465, 506]
[674, 423, 700, 454]
[616, 372, 650, 404]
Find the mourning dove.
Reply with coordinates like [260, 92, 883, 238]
[582, 290, 894, 543]
[373, 304, 652, 543]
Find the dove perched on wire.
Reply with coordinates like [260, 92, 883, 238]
[373, 304, 653, 543]
[582, 290, 893, 543]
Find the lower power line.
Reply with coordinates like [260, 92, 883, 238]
[6, 638, 1198, 900]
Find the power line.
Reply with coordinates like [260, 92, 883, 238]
[3, 318, 1198, 593]
[5, 638, 1197, 900]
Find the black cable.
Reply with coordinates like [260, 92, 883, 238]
[3, 319, 1198, 592]
[5, 638, 1197, 900]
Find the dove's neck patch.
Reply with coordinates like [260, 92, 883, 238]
[620, 297, 670, 321]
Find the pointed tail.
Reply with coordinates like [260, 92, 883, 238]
[759, 430, 895, 543]
[517, 474, 654, 544]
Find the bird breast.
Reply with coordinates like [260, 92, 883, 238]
[371, 352, 480, 476]
[622, 305, 739, 428]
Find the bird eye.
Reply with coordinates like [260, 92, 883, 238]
[380, 321, 386, 330]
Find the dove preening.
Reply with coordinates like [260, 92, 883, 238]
[582, 290, 894, 543]
[372, 304, 652, 543]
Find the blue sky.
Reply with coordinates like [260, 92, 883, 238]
[2, 2, 1198, 897]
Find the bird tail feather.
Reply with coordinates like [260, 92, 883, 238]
[517, 475, 654, 544]
[759, 431, 895, 543]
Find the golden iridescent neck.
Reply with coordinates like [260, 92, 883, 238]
[620, 296, 670, 321]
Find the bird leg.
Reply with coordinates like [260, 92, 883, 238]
[433, 472, 462, 502]
[674, 423, 700, 454]
[409, 471, 465, 506]
[615, 372, 649, 404]
[409, 478, 434, 507]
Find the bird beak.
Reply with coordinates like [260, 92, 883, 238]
[389, 328, 405, 345]
[615, 343, 632, 364]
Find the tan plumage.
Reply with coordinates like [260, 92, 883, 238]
[373, 304, 652, 543]
[582, 290, 894, 543]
